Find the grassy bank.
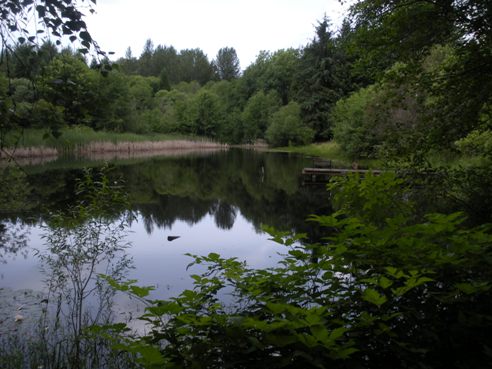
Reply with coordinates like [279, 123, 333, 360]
[3, 126, 202, 149]
[272, 141, 381, 168]
[1, 126, 226, 159]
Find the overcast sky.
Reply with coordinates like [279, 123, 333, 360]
[85, 0, 349, 69]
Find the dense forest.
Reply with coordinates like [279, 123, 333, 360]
[2, 0, 489, 156]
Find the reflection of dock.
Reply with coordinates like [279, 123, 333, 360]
[302, 167, 383, 185]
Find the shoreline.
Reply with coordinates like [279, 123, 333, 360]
[0, 139, 230, 161]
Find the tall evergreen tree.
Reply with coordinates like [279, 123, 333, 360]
[178, 48, 214, 85]
[153, 45, 180, 84]
[138, 38, 155, 76]
[296, 17, 351, 140]
[213, 47, 241, 80]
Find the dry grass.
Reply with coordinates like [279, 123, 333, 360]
[81, 146, 228, 161]
[232, 139, 269, 150]
[0, 146, 58, 160]
[77, 140, 228, 155]
[0, 140, 229, 161]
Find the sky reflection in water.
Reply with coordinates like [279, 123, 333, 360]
[1, 149, 330, 302]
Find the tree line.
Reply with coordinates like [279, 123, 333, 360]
[1, 0, 491, 160]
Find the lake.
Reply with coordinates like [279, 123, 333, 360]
[0, 148, 332, 321]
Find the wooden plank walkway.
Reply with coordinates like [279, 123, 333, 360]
[302, 168, 383, 176]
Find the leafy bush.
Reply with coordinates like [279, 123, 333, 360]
[455, 129, 492, 157]
[327, 172, 414, 226]
[241, 90, 281, 142]
[332, 85, 380, 158]
[190, 90, 225, 137]
[98, 173, 492, 369]
[265, 102, 314, 147]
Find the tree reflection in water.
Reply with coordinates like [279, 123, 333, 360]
[1, 168, 137, 369]
[0, 222, 30, 265]
[0, 150, 333, 368]
[0, 166, 31, 266]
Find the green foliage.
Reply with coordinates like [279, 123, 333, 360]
[265, 102, 314, 147]
[333, 52, 468, 159]
[332, 85, 380, 158]
[99, 173, 492, 368]
[240, 49, 301, 105]
[347, 0, 456, 80]
[187, 90, 225, 137]
[327, 172, 413, 226]
[153, 89, 187, 133]
[127, 75, 155, 112]
[296, 17, 353, 140]
[26, 167, 136, 369]
[213, 47, 241, 81]
[30, 99, 65, 132]
[241, 90, 281, 142]
[341, 0, 492, 157]
[90, 70, 133, 132]
[178, 48, 215, 85]
[455, 129, 492, 158]
[1, 0, 489, 152]
[39, 54, 98, 126]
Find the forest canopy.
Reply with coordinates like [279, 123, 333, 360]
[1, 0, 490, 153]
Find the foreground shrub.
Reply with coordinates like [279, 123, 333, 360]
[99, 173, 492, 369]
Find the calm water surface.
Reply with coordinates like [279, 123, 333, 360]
[1, 149, 332, 301]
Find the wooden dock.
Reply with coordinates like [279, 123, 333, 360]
[302, 168, 382, 176]
[302, 167, 383, 184]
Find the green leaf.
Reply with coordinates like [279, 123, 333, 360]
[146, 301, 182, 316]
[135, 345, 165, 366]
[362, 288, 387, 307]
[266, 334, 298, 347]
[129, 285, 154, 298]
[310, 325, 330, 342]
[296, 333, 318, 348]
[266, 302, 288, 314]
[333, 347, 359, 359]
[378, 276, 393, 289]
[329, 327, 347, 341]
[207, 252, 220, 261]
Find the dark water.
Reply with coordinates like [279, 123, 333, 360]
[0, 149, 332, 300]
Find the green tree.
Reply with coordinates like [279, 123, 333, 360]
[261, 49, 301, 105]
[118, 46, 138, 74]
[138, 38, 155, 76]
[332, 84, 380, 158]
[265, 102, 314, 146]
[239, 49, 300, 105]
[154, 89, 188, 133]
[241, 90, 281, 142]
[296, 17, 352, 140]
[347, 0, 456, 80]
[334, 61, 433, 159]
[237, 50, 271, 102]
[39, 54, 98, 126]
[189, 90, 224, 137]
[178, 48, 215, 85]
[213, 47, 241, 80]
[153, 45, 180, 83]
[91, 70, 133, 131]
